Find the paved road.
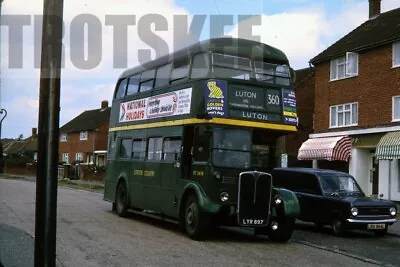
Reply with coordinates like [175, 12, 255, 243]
[0, 178, 395, 267]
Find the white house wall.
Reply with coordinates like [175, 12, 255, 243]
[379, 160, 400, 201]
[349, 148, 371, 195]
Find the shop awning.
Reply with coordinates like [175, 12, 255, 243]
[375, 131, 400, 160]
[297, 136, 352, 161]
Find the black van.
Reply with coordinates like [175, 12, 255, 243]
[271, 167, 398, 237]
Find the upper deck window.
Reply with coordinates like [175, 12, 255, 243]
[191, 53, 210, 79]
[171, 58, 190, 84]
[139, 69, 155, 92]
[126, 74, 140, 95]
[212, 53, 251, 80]
[114, 78, 127, 99]
[155, 63, 172, 88]
[254, 61, 290, 86]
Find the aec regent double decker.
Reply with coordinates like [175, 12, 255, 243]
[103, 37, 301, 242]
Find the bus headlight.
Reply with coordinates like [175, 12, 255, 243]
[390, 207, 397, 216]
[274, 195, 282, 205]
[213, 171, 221, 180]
[351, 207, 358, 216]
[220, 192, 229, 202]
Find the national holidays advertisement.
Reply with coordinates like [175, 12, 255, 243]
[119, 88, 192, 123]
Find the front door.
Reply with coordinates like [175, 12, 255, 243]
[160, 137, 182, 217]
[371, 155, 379, 196]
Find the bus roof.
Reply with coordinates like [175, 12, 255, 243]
[118, 37, 289, 79]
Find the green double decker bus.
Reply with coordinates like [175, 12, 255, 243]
[104, 37, 300, 242]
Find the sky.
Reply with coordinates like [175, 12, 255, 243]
[1, 0, 400, 139]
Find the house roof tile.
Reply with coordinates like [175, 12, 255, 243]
[311, 7, 400, 64]
[294, 67, 314, 87]
[60, 107, 111, 133]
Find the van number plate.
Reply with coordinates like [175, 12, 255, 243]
[367, 224, 385, 230]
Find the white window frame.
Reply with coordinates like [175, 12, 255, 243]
[329, 102, 358, 128]
[392, 95, 400, 122]
[80, 131, 88, 140]
[76, 152, 83, 162]
[330, 52, 359, 81]
[62, 153, 69, 164]
[393, 41, 400, 68]
[60, 133, 67, 142]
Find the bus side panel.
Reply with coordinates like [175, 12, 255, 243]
[129, 160, 145, 209]
[104, 159, 117, 202]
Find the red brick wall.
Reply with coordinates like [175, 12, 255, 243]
[314, 43, 400, 133]
[95, 122, 109, 151]
[58, 123, 109, 163]
[285, 73, 315, 156]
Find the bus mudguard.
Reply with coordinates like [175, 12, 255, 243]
[181, 182, 221, 214]
[274, 188, 300, 218]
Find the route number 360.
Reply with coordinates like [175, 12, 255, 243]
[267, 94, 280, 105]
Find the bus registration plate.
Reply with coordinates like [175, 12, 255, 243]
[241, 219, 265, 226]
[367, 224, 385, 230]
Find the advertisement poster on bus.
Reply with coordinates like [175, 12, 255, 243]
[282, 89, 298, 125]
[119, 88, 192, 123]
[204, 79, 227, 117]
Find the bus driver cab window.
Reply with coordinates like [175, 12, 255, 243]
[193, 126, 210, 162]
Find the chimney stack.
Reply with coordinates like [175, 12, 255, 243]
[101, 100, 108, 109]
[369, 0, 381, 19]
[32, 127, 37, 137]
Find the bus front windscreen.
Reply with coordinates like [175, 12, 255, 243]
[212, 128, 252, 169]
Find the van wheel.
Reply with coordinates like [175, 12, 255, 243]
[184, 195, 210, 240]
[315, 222, 325, 231]
[332, 220, 347, 236]
[268, 218, 295, 243]
[116, 182, 128, 217]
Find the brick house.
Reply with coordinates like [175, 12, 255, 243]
[297, 0, 400, 200]
[3, 128, 38, 160]
[284, 67, 315, 167]
[59, 100, 111, 167]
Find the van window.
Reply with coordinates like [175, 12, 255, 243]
[297, 173, 321, 195]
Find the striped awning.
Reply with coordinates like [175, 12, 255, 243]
[376, 131, 400, 160]
[297, 136, 352, 161]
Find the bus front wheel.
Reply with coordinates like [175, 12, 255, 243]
[184, 195, 210, 240]
[268, 218, 295, 243]
[116, 182, 128, 217]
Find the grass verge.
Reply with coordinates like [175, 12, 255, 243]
[0, 174, 26, 180]
[58, 179, 104, 192]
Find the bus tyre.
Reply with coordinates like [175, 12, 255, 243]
[184, 195, 210, 240]
[116, 182, 128, 217]
[268, 218, 295, 243]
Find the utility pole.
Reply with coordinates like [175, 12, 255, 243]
[34, 0, 64, 266]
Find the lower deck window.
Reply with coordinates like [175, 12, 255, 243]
[148, 137, 163, 160]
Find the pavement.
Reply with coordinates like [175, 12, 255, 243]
[1, 174, 400, 266]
